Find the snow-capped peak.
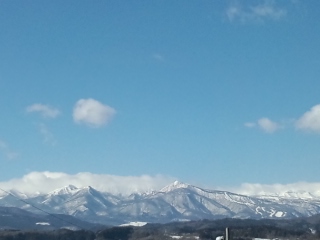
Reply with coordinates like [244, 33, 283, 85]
[48, 185, 78, 195]
[160, 181, 191, 193]
[83, 186, 99, 194]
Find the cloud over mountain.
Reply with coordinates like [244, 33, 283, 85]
[0, 171, 174, 195]
[2, 171, 320, 199]
[231, 181, 320, 197]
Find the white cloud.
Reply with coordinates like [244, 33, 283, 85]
[229, 182, 320, 198]
[244, 104, 320, 134]
[0, 139, 18, 160]
[295, 104, 320, 133]
[226, 0, 287, 23]
[257, 117, 280, 133]
[0, 172, 175, 196]
[73, 98, 116, 128]
[26, 104, 60, 118]
[245, 118, 280, 133]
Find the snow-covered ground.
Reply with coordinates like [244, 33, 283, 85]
[119, 221, 148, 227]
[36, 222, 50, 226]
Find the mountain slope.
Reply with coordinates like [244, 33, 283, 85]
[0, 206, 100, 230]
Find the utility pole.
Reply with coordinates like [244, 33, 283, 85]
[225, 227, 229, 240]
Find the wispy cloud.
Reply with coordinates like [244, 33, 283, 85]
[245, 117, 280, 133]
[152, 53, 165, 62]
[295, 104, 320, 133]
[0, 171, 175, 195]
[26, 103, 60, 118]
[0, 139, 18, 160]
[38, 123, 56, 145]
[73, 98, 116, 128]
[244, 122, 256, 128]
[226, 0, 287, 23]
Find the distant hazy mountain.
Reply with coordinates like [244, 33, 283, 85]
[1, 181, 320, 225]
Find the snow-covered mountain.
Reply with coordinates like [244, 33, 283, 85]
[1, 181, 320, 225]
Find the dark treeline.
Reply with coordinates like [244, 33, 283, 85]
[0, 229, 95, 240]
[1, 216, 320, 240]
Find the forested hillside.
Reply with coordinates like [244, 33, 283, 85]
[1, 216, 320, 240]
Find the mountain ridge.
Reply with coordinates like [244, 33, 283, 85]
[1, 181, 320, 225]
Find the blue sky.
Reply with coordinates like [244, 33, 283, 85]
[1, 0, 320, 195]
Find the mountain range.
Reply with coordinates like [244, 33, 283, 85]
[1, 181, 320, 226]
